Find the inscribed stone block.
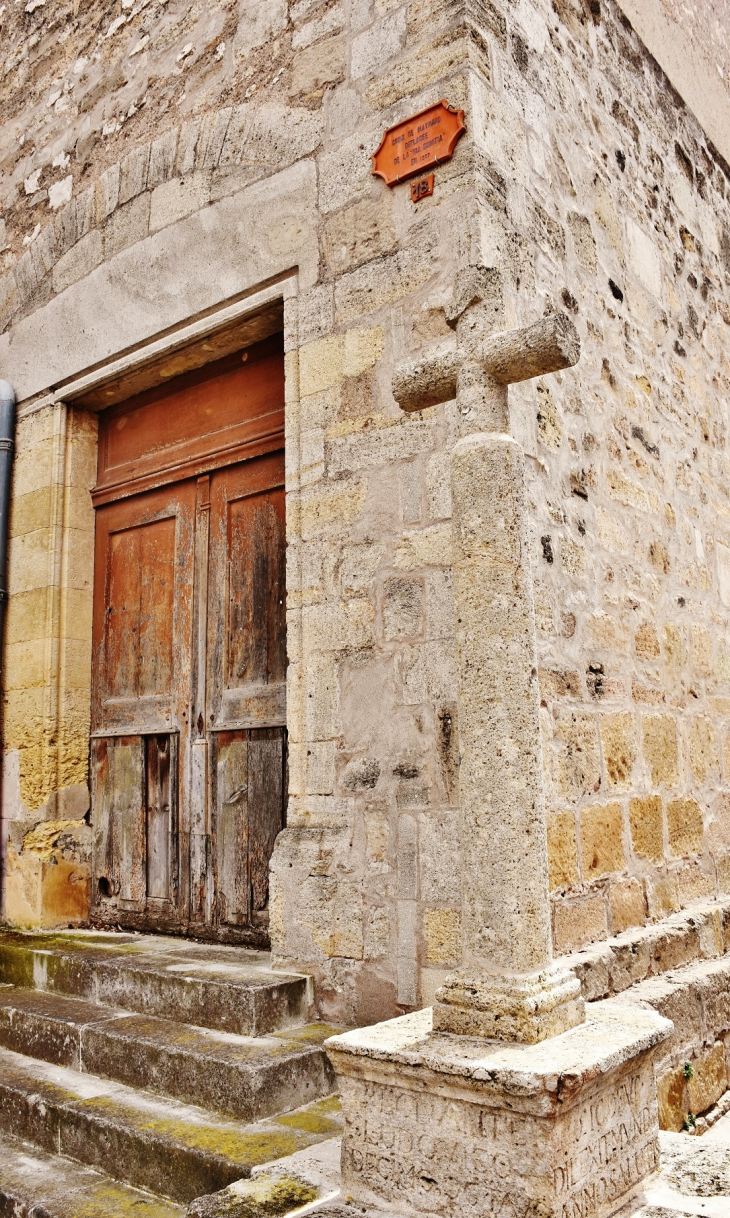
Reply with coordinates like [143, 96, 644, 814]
[327, 1004, 671, 1218]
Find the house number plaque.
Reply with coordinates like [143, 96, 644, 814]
[372, 100, 466, 187]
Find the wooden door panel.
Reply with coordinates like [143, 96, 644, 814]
[208, 454, 286, 731]
[227, 494, 286, 686]
[212, 728, 285, 927]
[93, 484, 196, 735]
[248, 729, 285, 917]
[146, 733, 177, 902]
[91, 735, 146, 911]
[214, 733, 249, 926]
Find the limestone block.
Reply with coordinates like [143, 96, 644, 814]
[149, 173, 211, 234]
[426, 452, 452, 521]
[556, 711, 601, 803]
[635, 622, 661, 658]
[689, 717, 719, 785]
[609, 877, 646, 934]
[600, 712, 637, 789]
[298, 328, 383, 397]
[423, 908, 461, 964]
[298, 477, 367, 539]
[666, 797, 704, 858]
[419, 811, 460, 904]
[317, 131, 376, 214]
[103, 193, 151, 259]
[334, 243, 437, 324]
[656, 1065, 686, 1132]
[547, 809, 579, 891]
[382, 577, 423, 641]
[643, 715, 680, 788]
[322, 196, 396, 276]
[290, 35, 346, 98]
[687, 1042, 727, 1115]
[581, 802, 626, 878]
[394, 524, 453, 570]
[52, 229, 103, 295]
[568, 211, 597, 272]
[689, 625, 713, 677]
[351, 8, 407, 78]
[327, 1003, 671, 1218]
[645, 874, 680, 919]
[676, 861, 716, 906]
[301, 599, 374, 653]
[630, 794, 665, 864]
[364, 36, 468, 112]
[554, 889, 608, 953]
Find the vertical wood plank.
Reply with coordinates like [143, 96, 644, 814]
[247, 728, 285, 914]
[214, 732, 249, 926]
[91, 735, 146, 908]
[146, 734, 171, 900]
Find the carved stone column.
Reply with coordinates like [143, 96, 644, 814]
[395, 281, 584, 1042]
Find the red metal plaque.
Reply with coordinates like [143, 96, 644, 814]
[372, 100, 466, 187]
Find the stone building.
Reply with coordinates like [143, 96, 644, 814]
[1, 0, 730, 1215]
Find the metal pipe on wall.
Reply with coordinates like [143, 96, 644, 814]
[0, 382, 16, 659]
[0, 380, 16, 916]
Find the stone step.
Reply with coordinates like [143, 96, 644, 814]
[0, 929, 310, 1036]
[0, 1128, 185, 1218]
[0, 985, 337, 1121]
[0, 1043, 344, 1205]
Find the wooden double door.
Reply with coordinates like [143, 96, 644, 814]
[89, 339, 286, 943]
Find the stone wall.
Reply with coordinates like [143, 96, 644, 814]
[1, 0, 730, 1027]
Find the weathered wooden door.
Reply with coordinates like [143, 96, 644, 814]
[89, 338, 286, 944]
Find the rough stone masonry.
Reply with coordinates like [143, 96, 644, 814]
[1, 0, 730, 1080]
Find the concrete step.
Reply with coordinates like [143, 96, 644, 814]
[0, 986, 337, 1121]
[0, 1043, 343, 1205]
[0, 1128, 184, 1218]
[0, 929, 309, 1036]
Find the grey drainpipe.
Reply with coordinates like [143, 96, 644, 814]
[0, 382, 15, 662]
[0, 381, 15, 917]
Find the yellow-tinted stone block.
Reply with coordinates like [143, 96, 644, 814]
[687, 1044, 727, 1115]
[423, 908, 461, 964]
[580, 801, 625, 878]
[657, 1065, 686, 1132]
[642, 714, 680, 787]
[600, 712, 637, 788]
[609, 877, 646, 933]
[689, 717, 719, 785]
[298, 327, 383, 397]
[553, 890, 607, 953]
[629, 794, 664, 863]
[635, 622, 660, 658]
[547, 810, 579, 891]
[689, 624, 713, 677]
[667, 796, 704, 857]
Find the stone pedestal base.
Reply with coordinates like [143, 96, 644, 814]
[433, 962, 584, 1043]
[326, 1002, 672, 1218]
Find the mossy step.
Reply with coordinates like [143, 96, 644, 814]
[0, 929, 309, 1036]
[0, 1128, 184, 1218]
[0, 986, 337, 1120]
[0, 1043, 343, 1205]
